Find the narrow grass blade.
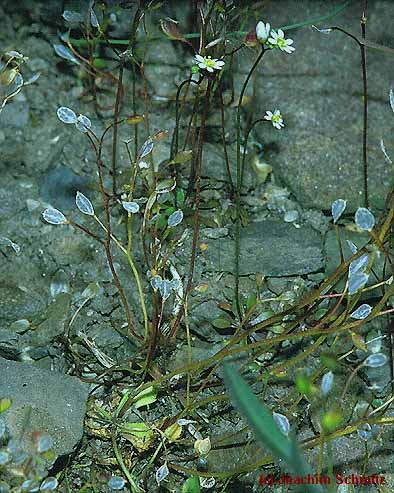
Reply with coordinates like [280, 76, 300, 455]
[223, 364, 323, 493]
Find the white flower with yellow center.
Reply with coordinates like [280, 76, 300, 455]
[194, 54, 225, 72]
[268, 29, 295, 53]
[256, 21, 270, 43]
[264, 109, 284, 129]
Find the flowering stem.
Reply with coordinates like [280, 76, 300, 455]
[219, 88, 234, 194]
[87, 133, 142, 342]
[235, 46, 265, 320]
[360, 1, 368, 208]
[330, 26, 369, 207]
[93, 214, 149, 342]
[169, 78, 213, 338]
[111, 59, 124, 196]
[240, 117, 266, 187]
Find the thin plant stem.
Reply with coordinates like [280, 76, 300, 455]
[235, 46, 265, 320]
[93, 215, 149, 341]
[111, 59, 124, 196]
[360, 0, 368, 207]
[169, 78, 213, 338]
[329, 25, 369, 206]
[86, 133, 142, 342]
[219, 88, 234, 194]
[171, 77, 199, 159]
[111, 432, 141, 493]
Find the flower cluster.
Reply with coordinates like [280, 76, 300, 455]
[256, 21, 295, 53]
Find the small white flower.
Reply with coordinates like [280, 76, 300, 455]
[256, 21, 270, 43]
[264, 109, 284, 129]
[268, 29, 295, 53]
[194, 54, 225, 73]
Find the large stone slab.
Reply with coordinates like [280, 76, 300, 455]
[201, 221, 323, 276]
[0, 358, 89, 456]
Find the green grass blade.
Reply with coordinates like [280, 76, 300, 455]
[223, 364, 324, 493]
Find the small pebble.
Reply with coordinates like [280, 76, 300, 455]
[284, 210, 299, 222]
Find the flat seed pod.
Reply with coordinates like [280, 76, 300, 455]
[168, 209, 183, 227]
[159, 279, 173, 300]
[37, 435, 53, 453]
[75, 114, 91, 133]
[273, 412, 290, 436]
[321, 371, 334, 396]
[122, 201, 140, 213]
[349, 253, 369, 275]
[40, 477, 58, 491]
[348, 271, 369, 295]
[57, 106, 77, 124]
[364, 353, 387, 368]
[62, 10, 84, 23]
[139, 137, 154, 158]
[350, 303, 372, 320]
[42, 208, 68, 225]
[346, 240, 358, 254]
[355, 207, 375, 231]
[156, 462, 169, 485]
[76, 191, 94, 215]
[331, 199, 346, 223]
[90, 8, 100, 28]
[107, 476, 126, 490]
[53, 44, 81, 65]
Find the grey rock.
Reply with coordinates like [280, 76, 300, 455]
[201, 142, 254, 189]
[39, 165, 89, 211]
[0, 357, 89, 456]
[144, 64, 183, 99]
[200, 221, 323, 276]
[21, 293, 71, 349]
[0, 328, 20, 359]
[144, 40, 180, 66]
[0, 102, 29, 128]
[23, 122, 69, 175]
[0, 282, 47, 326]
[249, 0, 394, 211]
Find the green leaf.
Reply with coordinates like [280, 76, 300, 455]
[295, 373, 314, 395]
[211, 317, 232, 329]
[176, 188, 186, 204]
[156, 179, 176, 194]
[314, 308, 328, 320]
[0, 398, 12, 414]
[223, 365, 323, 493]
[146, 191, 157, 211]
[173, 150, 193, 164]
[182, 476, 201, 493]
[133, 385, 157, 409]
[164, 206, 176, 217]
[119, 422, 154, 451]
[92, 58, 107, 69]
[245, 293, 257, 312]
